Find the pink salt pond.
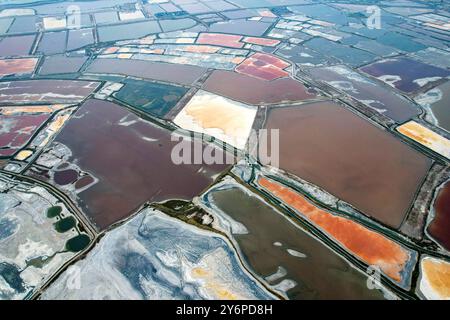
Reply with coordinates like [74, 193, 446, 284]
[243, 37, 280, 47]
[236, 53, 290, 81]
[0, 114, 49, 157]
[197, 33, 244, 48]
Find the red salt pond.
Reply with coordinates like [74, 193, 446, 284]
[54, 169, 79, 186]
[236, 53, 290, 81]
[197, 33, 243, 48]
[258, 176, 416, 285]
[264, 101, 431, 229]
[0, 114, 49, 157]
[428, 181, 450, 251]
[50, 99, 229, 230]
[75, 175, 95, 190]
[0, 58, 38, 77]
[203, 70, 317, 105]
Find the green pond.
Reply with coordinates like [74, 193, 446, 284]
[66, 234, 91, 252]
[46, 206, 62, 218]
[54, 217, 76, 233]
[114, 78, 188, 118]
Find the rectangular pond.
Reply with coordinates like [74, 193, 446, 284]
[264, 101, 431, 229]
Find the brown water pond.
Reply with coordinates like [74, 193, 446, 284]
[205, 184, 387, 299]
[203, 70, 317, 105]
[264, 101, 431, 229]
[52, 99, 229, 230]
[85, 58, 206, 86]
[0, 80, 99, 104]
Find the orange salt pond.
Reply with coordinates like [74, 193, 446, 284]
[0, 58, 38, 77]
[236, 53, 290, 81]
[418, 256, 450, 300]
[0, 105, 66, 115]
[103, 47, 119, 54]
[197, 33, 244, 48]
[397, 121, 450, 159]
[173, 90, 257, 149]
[258, 176, 417, 285]
[14, 150, 33, 161]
